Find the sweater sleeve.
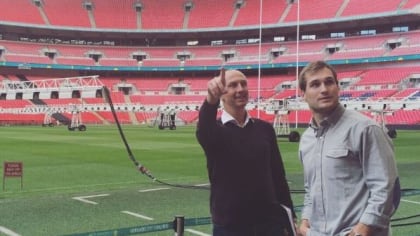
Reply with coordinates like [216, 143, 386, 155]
[196, 99, 220, 151]
[359, 125, 400, 228]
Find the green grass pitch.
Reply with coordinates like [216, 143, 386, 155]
[0, 125, 419, 235]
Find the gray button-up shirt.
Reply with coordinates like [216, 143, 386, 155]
[299, 104, 400, 236]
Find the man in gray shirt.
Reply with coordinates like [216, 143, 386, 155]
[297, 61, 400, 236]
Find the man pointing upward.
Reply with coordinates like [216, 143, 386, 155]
[196, 68, 297, 236]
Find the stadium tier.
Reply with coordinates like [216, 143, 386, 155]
[1, 30, 420, 66]
[0, 0, 419, 127]
[1, 0, 417, 29]
[1, 67, 419, 126]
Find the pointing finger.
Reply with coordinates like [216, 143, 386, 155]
[220, 67, 226, 87]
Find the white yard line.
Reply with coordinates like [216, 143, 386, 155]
[10, 181, 141, 194]
[0, 226, 21, 236]
[72, 193, 110, 205]
[185, 229, 211, 236]
[139, 187, 170, 192]
[121, 211, 154, 220]
[401, 199, 420, 205]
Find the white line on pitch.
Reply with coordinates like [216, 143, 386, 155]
[139, 187, 170, 192]
[185, 229, 211, 236]
[401, 199, 420, 205]
[0, 226, 21, 236]
[194, 183, 210, 187]
[121, 211, 154, 220]
[72, 193, 110, 205]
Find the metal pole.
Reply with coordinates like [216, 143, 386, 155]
[257, 0, 263, 119]
[174, 215, 185, 236]
[295, 0, 300, 129]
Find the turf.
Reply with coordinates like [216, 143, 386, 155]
[0, 125, 419, 235]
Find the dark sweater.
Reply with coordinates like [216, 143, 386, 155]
[196, 100, 295, 227]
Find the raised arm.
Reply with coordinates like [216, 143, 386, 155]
[206, 68, 226, 105]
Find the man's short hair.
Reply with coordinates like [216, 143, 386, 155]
[298, 60, 338, 92]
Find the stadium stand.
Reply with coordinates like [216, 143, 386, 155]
[283, 0, 342, 22]
[353, 67, 417, 86]
[403, 0, 420, 9]
[0, 0, 418, 30]
[187, 0, 234, 28]
[92, 0, 138, 29]
[234, 0, 287, 26]
[2, 30, 420, 66]
[0, 0, 419, 127]
[42, 0, 91, 27]
[54, 57, 95, 66]
[0, 0, 44, 24]
[140, 0, 185, 29]
[392, 88, 420, 99]
[0, 100, 31, 108]
[341, 0, 403, 16]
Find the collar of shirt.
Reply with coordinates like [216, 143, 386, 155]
[221, 110, 252, 128]
[309, 104, 345, 137]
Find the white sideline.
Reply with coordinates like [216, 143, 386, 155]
[194, 183, 210, 187]
[139, 187, 170, 192]
[121, 211, 154, 220]
[72, 193, 110, 204]
[185, 229, 211, 236]
[401, 199, 420, 205]
[0, 226, 21, 236]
